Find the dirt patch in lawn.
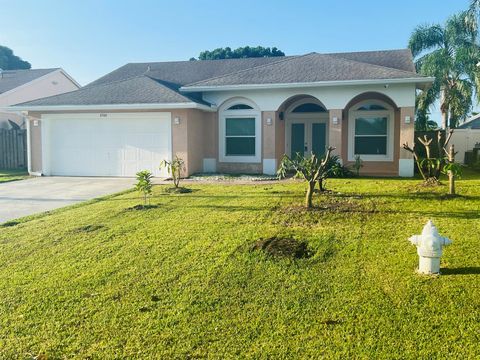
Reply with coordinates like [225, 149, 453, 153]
[72, 224, 106, 233]
[272, 195, 375, 227]
[251, 237, 312, 259]
[163, 187, 194, 194]
[126, 204, 160, 211]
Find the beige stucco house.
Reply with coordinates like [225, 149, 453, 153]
[13, 50, 433, 177]
[0, 68, 79, 129]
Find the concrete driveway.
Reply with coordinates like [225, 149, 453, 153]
[0, 177, 134, 224]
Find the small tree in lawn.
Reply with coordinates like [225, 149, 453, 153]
[403, 129, 462, 195]
[135, 170, 153, 205]
[160, 155, 185, 188]
[277, 147, 335, 208]
[353, 155, 363, 177]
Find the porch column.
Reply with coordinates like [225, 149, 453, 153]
[328, 109, 343, 162]
[399, 107, 415, 177]
[262, 111, 277, 175]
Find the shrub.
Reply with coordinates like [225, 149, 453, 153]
[135, 170, 153, 205]
[160, 155, 185, 188]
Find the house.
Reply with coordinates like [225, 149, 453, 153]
[0, 68, 80, 129]
[450, 113, 480, 163]
[13, 50, 433, 177]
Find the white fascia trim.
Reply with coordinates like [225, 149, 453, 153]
[180, 77, 435, 92]
[58, 68, 82, 88]
[8, 102, 217, 112]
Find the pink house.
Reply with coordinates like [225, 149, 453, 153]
[13, 50, 433, 177]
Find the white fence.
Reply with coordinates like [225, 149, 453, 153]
[450, 129, 480, 163]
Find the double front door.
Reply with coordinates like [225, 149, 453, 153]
[289, 119, 327, 158]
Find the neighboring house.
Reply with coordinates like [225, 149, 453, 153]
[13, 49, 433, 177]
[0, 68, 80, 129]
[450, 114, 480, 163]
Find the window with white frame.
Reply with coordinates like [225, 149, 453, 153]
[225, 117, 256, 156]
[354, 116, 388, 155]
[219, 100, 261, 163]
[348, 100, 394, 161]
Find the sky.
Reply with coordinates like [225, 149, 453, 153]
[0, 0, 472, 122]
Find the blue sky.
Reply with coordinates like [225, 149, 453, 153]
[0, 0, 471, 121]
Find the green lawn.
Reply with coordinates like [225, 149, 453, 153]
[1, 174, 480, 358]
[0, 169, 28, 183]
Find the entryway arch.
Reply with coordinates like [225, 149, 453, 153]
[280, 95, 329, 158]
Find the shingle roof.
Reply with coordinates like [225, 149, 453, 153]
[0, 68, 58, 94]
[183, 52, 425, 88]
[328, 49, 416, 73]
[16, 49, 426, 108]
[458, 113, 480, 129]
[20, 76, 209, 106]
[87, 57, 292, 88]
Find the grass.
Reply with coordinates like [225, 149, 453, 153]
[0, 169, 28, 183]
[1, 172, 480, 358]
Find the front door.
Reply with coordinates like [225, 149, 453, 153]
[289, 119, 327, 158]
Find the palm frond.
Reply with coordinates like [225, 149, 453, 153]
[408, 24, 444, 57]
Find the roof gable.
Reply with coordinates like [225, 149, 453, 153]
[0, 68, 59, 94]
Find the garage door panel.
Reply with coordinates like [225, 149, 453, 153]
[46, 113, 172, 177]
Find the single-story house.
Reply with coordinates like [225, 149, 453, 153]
[0, 68, 80, 129]
[12, 49, 433, 177]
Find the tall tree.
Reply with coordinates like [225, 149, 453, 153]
[195, 46, 285, 60]
[0, 46, 31, 70]
[409, 11, 480, 128]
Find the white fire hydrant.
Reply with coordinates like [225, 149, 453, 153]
[409, 220, 452, 274]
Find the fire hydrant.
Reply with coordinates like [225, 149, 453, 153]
[409, 220, 452, 274]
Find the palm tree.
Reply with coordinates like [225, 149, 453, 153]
[409, 11, 480, 128]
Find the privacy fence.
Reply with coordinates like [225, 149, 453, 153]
[0, 129, 27, 169]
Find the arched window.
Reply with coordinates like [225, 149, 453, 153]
[227, 104, 254, 110]
[291, 103, 326, 113]
[356, 103, 387, 111]
[219, 99, 261, 163]
[348, 99, 394, 161]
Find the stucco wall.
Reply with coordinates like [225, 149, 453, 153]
[262, 111, 276, 159]
[328, 109, 343, 159]
[203, 83, 416, 111]
[29, 118, 42, 173]
[186, 109, 207, 175]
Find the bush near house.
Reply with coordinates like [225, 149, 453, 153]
[1, 173, 480, 358]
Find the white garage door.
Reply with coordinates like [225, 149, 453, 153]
[42, 112, 172, 177]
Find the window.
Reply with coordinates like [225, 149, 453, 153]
[225, 118, 256, 156]
[354, 117, 388, 155]
[291, 103, 326, 113]
[227, 104, 253, 110]
[348, 100, 394, 161]
[219, 99, 261, 163]
[357, 103, 387, 111]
